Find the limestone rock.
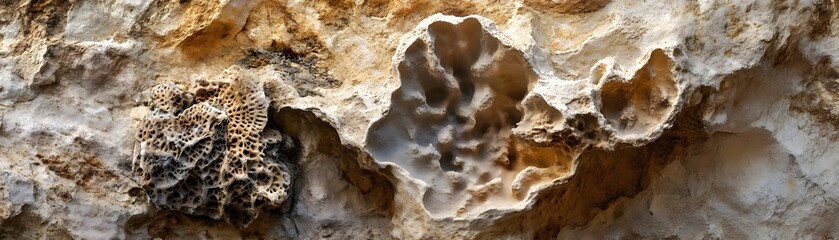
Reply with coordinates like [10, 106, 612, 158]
[1, 0, 838, 239]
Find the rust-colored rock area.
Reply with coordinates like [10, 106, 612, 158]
[1, 0, 838, 239]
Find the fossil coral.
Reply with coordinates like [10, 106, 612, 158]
[133, 67, 294, 228]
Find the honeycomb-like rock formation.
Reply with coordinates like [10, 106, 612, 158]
[133, 67, 294, 228]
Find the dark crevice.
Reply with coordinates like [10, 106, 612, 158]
[276, 107, 396, 217]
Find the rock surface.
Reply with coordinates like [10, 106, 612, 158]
[0, 0, 838, 239]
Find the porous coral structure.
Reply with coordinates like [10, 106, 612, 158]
[133, 67, 293, 228]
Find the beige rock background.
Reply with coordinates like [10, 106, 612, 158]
[0, 0, 838, 239]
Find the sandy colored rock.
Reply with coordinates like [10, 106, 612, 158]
[1, 0, 838, 239]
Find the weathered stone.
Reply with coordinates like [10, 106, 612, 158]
[1, 0, 838, 239]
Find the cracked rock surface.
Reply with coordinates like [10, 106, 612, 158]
[1, 0, 839, 239]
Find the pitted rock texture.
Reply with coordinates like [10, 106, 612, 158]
[365, 15, 683, 224]
[1, 0, 839, 239]
[599, 49, 679, 139]
[133, 67, 294, 228]
[367, 17, 549, 217]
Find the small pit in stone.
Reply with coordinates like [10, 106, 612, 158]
[599, 49, 678, 137]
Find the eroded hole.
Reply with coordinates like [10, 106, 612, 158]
[599, 49, 678, 137]
[367, 17, 572, 217]
[439, 151, 463, 172]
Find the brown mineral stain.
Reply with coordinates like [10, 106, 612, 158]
[36, 153, 121, 196]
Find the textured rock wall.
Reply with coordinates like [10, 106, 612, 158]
[1, 0, 838, 239]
